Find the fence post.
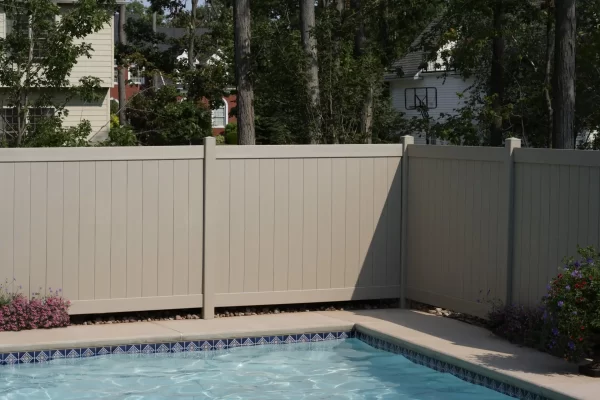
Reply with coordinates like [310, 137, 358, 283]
[202, 137, 216, 319]
[503, 138, 521, 307]
[399, 135, 414, 308]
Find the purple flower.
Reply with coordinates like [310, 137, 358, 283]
[572, 311, 578, 315]
[568, 341, 575, 351]
[558, 301, 564, 308]
[552, 327, 559, 336]
[565, 285, 571, 291]
[571, 270, 582, 279]
[546, 284, 552, 291]
[587, 258, 594, 266]
[574, 261, 581, 268]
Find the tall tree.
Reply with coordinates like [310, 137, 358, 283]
[351, 0, 374, 143]
[118, 4, 128, 125]
[300, 0, 321, 143]
[189, 0, 199, 70]
[234, 0, 255, 144]
[552, 0, 576, 149]
[490, 0, 505, 146]
[543, 0, 554, 147]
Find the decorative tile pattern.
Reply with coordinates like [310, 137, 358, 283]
[354, 330, 549, 400]
[0, 331, 352, 367]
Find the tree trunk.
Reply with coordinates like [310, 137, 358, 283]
[351, 0, 373, 143]
[544, 1, 554, 148]
[233, 0, 255, 145]
[189, 0, 198, 70]
[300, 0, 321, 143]
[118, 5, 127, 126]
[490, 0, 505, 146]
[552, 0, 576, 149]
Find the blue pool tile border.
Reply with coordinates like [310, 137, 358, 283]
[354, 330, 549, 400]
[0, 331, 352, 366]
[0, 328, 548, 400]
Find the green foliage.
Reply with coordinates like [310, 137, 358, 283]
[0, 0, 115, 147]
[127, 86, 211, 145]
[103, 125, 139, 147]
[110, 100, 120, 116]
[215, 134, 226, 145]
[225, 122, 238, 144]
[21, 119, 92, 148]
[543, 246, 600, 362]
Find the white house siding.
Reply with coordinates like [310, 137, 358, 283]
[390, 73, 475, 144]
[59, 6, 113, 88]
[0, 12, 5, 38]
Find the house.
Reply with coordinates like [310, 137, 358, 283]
[385, 27, 476, 145]
[111, 16, 236, 136]
[0, 1, 120, 142]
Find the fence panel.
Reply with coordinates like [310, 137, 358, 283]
[212, 145, 403, 307]
[405, 145, 507, 316]
[512, 149, 600, 307]
[0, 147, 205, 315]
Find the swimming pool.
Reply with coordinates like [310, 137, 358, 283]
[0, 338, 512, 399]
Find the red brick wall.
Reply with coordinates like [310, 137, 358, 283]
[212, 94, 237, 136]
[109, 68, 142, 104]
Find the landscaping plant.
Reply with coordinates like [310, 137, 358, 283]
[543, 246, 600, 375]
[0, 281, 70, 331]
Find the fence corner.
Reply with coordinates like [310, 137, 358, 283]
[399, 136, 414, 308]
[202, 137, 216, 319]
[503, 137, 521, 306]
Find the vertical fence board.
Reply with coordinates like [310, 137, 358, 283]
[63, 163, 79, 300]
[158, 160, 175, 296]
[229, 160, 246, 294]
[244, 159, 260, 293]
[345, 158, 360, 288]
[273, 159, 289, 291]
[110, 161, 127, 299]
[538, 165, 551, 303]
[188, 159, 204, 295]
[94, 162, 112, 300]
[214, 160, 229, 294]
[589, 168, 600, 250]
[358, 158, 375, 288]
[528, 165, 541, 306]
[386, 157, 402, 286]
[30, 163, 47, 298]
[46, 163, 64, 296]
[316, 158, 332, 290]
[372, 158, 388, 287]
[302, 159, 318, 290]
[78, 162, 95, 300]
[288, 159, 304, 291]
[126, 161, 143, 298]
[173, 160, 190, 295]
[578, 167, 591, 248]
[142, 161, 159, 297]
[259, 159, 275, 292]
[330, 159, 347, 288]
[0, 164, 14, 287]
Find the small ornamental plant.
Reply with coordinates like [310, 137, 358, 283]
[542, 246, 600, 376]
[0, 280, 70, 332]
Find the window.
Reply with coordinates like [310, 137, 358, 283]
[129, 66, 144, 85]
[405, 88, 437, 110]
[114, 60, 119, 85]
[211, 100, 227, 128]
[0, 108, 19, 136]
[6, 14, 54, 61]
[0, 107, 54, 136]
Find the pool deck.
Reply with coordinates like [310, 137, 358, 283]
[0, 309, 597, 400]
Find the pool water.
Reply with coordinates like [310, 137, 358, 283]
[0, 339, 511, 399]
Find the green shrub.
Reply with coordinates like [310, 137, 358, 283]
[215, 134, 226, 145]
[225, 123, 237, 144]
[543, 246, 600, 362]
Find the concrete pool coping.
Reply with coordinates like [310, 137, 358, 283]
[0, 309, 597, 400]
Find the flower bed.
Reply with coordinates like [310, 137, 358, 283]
[0, 284, 70, 332]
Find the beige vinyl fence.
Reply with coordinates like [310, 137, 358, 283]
[0, 140, 405, 317]
[404, 140, 600, 314]
[2, 138, 599, 318]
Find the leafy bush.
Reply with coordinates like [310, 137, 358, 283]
[0, 282, 70, 331]
[487, 302, 545, 348]
[225, 123, 237, 144]
[542, 246, 600, 362]
[215, 134, 226, 145]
